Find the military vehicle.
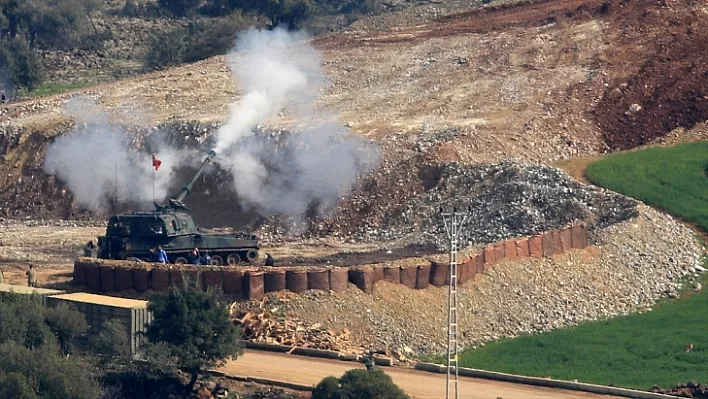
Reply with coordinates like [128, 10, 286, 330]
[96, 150, 260, 265]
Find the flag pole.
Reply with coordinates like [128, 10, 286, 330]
[152, 156, 155, 203]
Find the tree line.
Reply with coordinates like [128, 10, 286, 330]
[0, 0, 384, 94]
[0, 0, 106, 92]
[0, 281, 408, 399]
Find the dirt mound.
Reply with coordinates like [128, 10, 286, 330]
[594, 0, 708, 150]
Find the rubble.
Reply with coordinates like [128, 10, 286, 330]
[321, 161, 638, 250]
[240, 206, 703, 355]
[650, 382, 708, 399]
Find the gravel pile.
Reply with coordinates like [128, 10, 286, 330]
[238, 205, 705, 356]
[344, 162, 638, 249]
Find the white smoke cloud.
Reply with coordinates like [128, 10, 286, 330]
[43, 97, 188, 212]
[213, 27, 380, 220]
[43, 27, 380, 224]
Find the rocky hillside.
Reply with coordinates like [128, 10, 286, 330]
[0, 0, 706, 238]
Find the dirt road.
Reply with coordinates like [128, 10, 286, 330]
[219, 351, 619, 399]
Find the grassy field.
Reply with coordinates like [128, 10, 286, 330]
[20, 80, 97, 99]
[457, 275, 708, 390]
[585, 141, 708, 231]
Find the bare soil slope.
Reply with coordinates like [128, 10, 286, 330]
[0, 0, 706, 227]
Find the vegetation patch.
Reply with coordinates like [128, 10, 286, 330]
[457, 277, 708, 390]
[585, 141, 708, 232]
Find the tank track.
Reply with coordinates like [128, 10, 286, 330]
[125, 247, 259, 266]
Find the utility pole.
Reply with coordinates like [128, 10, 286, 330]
[440, 206, 470, 399]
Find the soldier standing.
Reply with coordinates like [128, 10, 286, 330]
[264, 253, 275, 267]
[364, 349, 375, 372]
[83, 241, 95, 257]
[188, 248, 201, 265]
[0, 268, 5, 284]
[26, 263, 37, 287]
[155, 246, 168, 263]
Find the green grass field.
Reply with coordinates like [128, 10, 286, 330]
[457, 278, 708, 390]
[19, 80, 96, 99]
[585, 141, 708, 231]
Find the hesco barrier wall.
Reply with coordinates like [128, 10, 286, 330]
[72, 223, 588, 299]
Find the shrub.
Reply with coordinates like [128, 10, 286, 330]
[144, 28, 187, 70]
[145, 281, 242, 389]
[312, 369, 409, 399]
[45, 302, 89, 356]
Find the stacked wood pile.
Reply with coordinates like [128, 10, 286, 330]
[229, 303, 355, 353]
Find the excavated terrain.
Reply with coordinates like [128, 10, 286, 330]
[0, 0, 706, 363]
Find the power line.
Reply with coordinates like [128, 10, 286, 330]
[440, 206, 470, 399]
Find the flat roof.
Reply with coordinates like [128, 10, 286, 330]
[0, 283, 65, 295]
[48, 292, 149, 309]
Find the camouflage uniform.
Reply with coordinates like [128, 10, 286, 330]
[364, 351, 375, 372]
[26, 265, 37, 287]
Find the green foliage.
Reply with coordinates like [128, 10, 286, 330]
[0, 37, 44, 91]
[145, 13, 250, 71]
[144, 27, 187, 71]
[157, 0, 201, 18]
[89, 319, 131, 358]
[1, 0, 102, 50]
[0, 295, 100, 399]
[121, 0, 139, 17]
[457, 280, 708, 390]
[312, 369, 409, 399]
[0, 294, 52, 349]
[45, 302, 89, 356]
[0, 342, 101, 399]
[0, 372, 39, 399]
[585, 141, 708, 231]
[182, 13, 247, 62]
[146, 281, 242, 388]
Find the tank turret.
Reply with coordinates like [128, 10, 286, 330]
[96, 150, 260, 266]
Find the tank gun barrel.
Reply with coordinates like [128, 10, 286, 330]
[173, 150, 216, 203]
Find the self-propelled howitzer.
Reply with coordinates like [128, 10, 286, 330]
[96, 151, 260, 265]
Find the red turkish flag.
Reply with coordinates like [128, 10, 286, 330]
[152, 155, 161, 171]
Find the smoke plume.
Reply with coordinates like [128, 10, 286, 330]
[212, 27, 379, 220]
[43, 97, 190, 212]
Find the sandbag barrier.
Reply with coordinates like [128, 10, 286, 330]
[71, 223, 589, 295]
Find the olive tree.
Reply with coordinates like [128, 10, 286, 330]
[145, 281, 242, 389]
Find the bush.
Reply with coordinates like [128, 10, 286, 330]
[157, 0, 201, 17]
[182, 14, 248, 63]
[0, 295, 101, 399]
[0, 38, 45, 91]
[89, 319, 131, 358]
[0, 372, 39, 399]
[144, 28, 187, 70]
[145, 281, 242, 389]
[145, 13, 252, 71]
[312, 369, 409, 399]
[121, 0, 139, 17]
[0, 342, 101, 399]
[45, 302, 89, 356]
